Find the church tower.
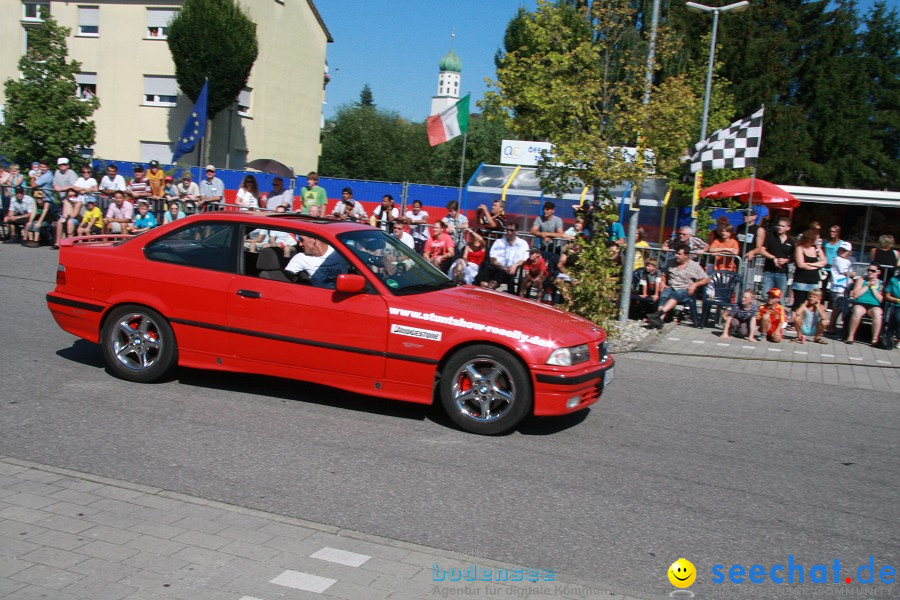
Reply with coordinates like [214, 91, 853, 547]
[430, 33, 462, 116]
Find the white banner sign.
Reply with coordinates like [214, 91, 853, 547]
[500, 140, 553, 166]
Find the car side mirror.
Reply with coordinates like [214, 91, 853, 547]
[335, 273, 366, 293]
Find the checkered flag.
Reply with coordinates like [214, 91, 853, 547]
[689, 107, 764, 173]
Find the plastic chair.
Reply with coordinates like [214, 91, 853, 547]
[700, 270, 742, 329]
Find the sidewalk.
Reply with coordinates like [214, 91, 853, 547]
[0, 457, 646, 600]
[630, 322, 900, 394]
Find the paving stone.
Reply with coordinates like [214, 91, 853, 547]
[361, 557, 422, 579]
[0, 556, 34, 577]
[0, 536, 41, 557]
[89, 497, 142, 515]
[93, 487, 148, 502]
[54, 477, 104, 493]
[23, 529, 88, 552]
[212, 512, 271, 531]
[125, 534, 189, 557]
[218, 539, 281, 562]
[168, 503, 227, 522]
[122, 551, 190, 575]
[62, 575, 136, 600]
[3, 493, 57, 510]
[19, 546, 88, 569]
[42, 500, 100, 518]
[81, 523, 142, 545]
[216, 525, 275, 545]
[0, 519, 47, 540]
[83, 510, 144, 530]
[264, 535, 322, 556]
[170, 529, 229, 550]
[4, 583, 82, 600]
[70, 557, 141, 583]
[258, 521, 317, 540]
[78, 539, 141, 562]
[127, 521, 187, 540]
[305, 533, 410, 562]
[8, 481, 63, 497]
[35, 513, 97, 534]
[10, 563, 85, 589]
[14, 470, 65, 484]
[324, 579, 391, 600]
[168, 545, 234, 568]
[128, 495, 186, 512]
[170, 516, 230, 535]
[0, 464, 27, 476]
[129, 506, 185, 525]
[369, 572, 436, 596]
[121, 590, 171, 600]
[48, 488, 105, 506]
[171, 560, 243, 588]
[0, 578, 28, 597]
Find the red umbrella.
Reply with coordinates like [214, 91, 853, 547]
[700, 178, 799, 208]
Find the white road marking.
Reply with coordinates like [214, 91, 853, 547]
[741, 346, 755, 349]
[822, 354, 834, 358]
[716, 343, 729, 346]
[311, 546, 371, 567]
[794, 351, 808, 355]
[849, 357, 863, 361]
[239, 597, 265, 600]
[768, 348, 782, 352]
[691, 340, 705, 344]
[876, 360, 892, 365]
[271, 570, 336, 594]
[667, 338, 681, 341]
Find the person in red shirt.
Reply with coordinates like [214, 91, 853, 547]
[757, 288, 787, 342]
[424, 220, 455, 271]
[519, 248, 549, 299]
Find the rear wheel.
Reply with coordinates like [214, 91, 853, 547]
[101, 305, 176, 383]
[440, 345, 532, 435]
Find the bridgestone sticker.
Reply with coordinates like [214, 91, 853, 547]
[390, 324, 442, 342]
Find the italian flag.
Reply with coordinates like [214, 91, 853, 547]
[427, 94, 470, 146]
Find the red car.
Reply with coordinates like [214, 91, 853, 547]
[47, 213, 613, 435]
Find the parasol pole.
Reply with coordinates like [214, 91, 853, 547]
[741, 168, 757, 291]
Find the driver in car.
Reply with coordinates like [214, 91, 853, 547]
[284, 235, 349, 289]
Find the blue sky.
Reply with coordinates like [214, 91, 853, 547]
[316, 0, 897, 123]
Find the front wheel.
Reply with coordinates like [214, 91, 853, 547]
[439, 345, 532, 435]
[101, 305, 177, 383]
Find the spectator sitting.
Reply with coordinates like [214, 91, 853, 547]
[127, 165, 152, 201]
[632, 226, 650, 270]
[391, 221, 415, 249]
[162, 176, 179, 204]
[707, 223, 740, 271]
[530, 201, 564, 251]
[236, 174, 260, 210]
[475, 199, 506, 237]
[128, 200, 157, 234]
[845, 262, 884, 346]
[77, 197, 103, 236]
[518, 248, 549, 299]
[884, 272, 900, 348]
[33, 161, 54, 201]
[563, 217, 585, 240]
[423, 220, 455, 271]
[104, 191, 134, 233]
[52, 157, 77, 201]
[176, 171, 200, 206]
[331, 187, 366, 221]
[23, 190, 54, 247]
[405, 199, 430, 253]
[98, 164, 126, 198]
[662, 225, 709, 259]
[479, 223, 529, 292]
[308, 205, 322, 218]
[4, 187, 36, 243]
[163, 201, 186, 224]
[27, 161, 40, 181]
[56, 188, 84, 247]
[370, 194, 399, 231]
[757, 288, 788, 343]
[647, 244, 710, 329]
[633, 257, 662, 319]
[792, 287, 827, 344]
[721, 290, 759, 341]
[826, 241, 855, 334]
[73, 165, 98, 198]
[605, 214, 626, 248]
[450, 228, 486, 285]
[706, 215, 731, 245]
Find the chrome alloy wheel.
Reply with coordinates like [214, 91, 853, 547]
[110, 312, 163, 371]
[451, 358, 516, 423]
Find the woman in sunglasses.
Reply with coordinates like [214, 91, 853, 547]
[845, 263, 884, 345]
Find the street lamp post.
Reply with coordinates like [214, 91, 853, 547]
[686, 1, 749, 229]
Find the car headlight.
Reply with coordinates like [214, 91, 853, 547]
[546, 344, 590, 366]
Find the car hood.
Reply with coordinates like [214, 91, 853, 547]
[392, 285, 605, 349]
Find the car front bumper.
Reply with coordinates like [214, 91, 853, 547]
[530, 359, 615, 416]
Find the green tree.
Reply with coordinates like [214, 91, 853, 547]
[167, 0, 258, 118]
[0, 17, 97, 164]
[359, 84, 375, 107]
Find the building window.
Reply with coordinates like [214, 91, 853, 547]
[76, 73, 97, 100]
[140, 141, 173, 164]
[143, 75, 178, 107]
[22, 2, 49, 21]
[78, 6, 99, 36]
[237, 87, 252, 117]
[147, 8, 177, 39]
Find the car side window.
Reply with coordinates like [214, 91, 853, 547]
[146, 223, 238, 273]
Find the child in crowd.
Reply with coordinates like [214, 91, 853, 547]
[826, 241, 854, 334]
[792, 288, 827, 344]
[757, 288, 787, 343]
[127, 201, 157, 234]
[721, 290, 758, 341]
[519, 248, 548, 299]
[77, 198, 103, 236]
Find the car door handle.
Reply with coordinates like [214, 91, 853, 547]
[236, 289, 261, 298]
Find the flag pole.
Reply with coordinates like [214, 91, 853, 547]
[741, 166, 757, 291]
[456, 130, 468, 204]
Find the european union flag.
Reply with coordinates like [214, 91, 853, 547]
[171, 80, 208, 163]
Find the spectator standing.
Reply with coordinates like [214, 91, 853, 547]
[736, 206, 766, 257]
[721, 290, 759, 341]
[883, 272, 900, 348]
[163, 201, 186, 224]
[757, 288, 788, 342]
[77, 197, 104, 235]
[846, 263, 884, 346]
[370, 195, 399, 231]
[755, 217, 795, 302]
[27, 161, 40, 181]
[632, 226, 650, 270]
[0, 166, 10, 216]
[236, 174, 260, 210]
[199, 165, 224, 211]
[4, 164, 25, 204]
[265, 177, 293, 211]
[4, 187, 36, 242]
[331, 187, 367, 221]
[98, 164, 126, 198]
[606, 215, 626, 248]
[126, 166, 152, 201]
[826, 242, 855, 334]
[405, 200, 430, 253]
[791, 229, 827, 311]
[530, 201, 564, 251]
[822, 225, 844, 304]
[708, 223, 740, 271]
[647, 244, 710, 328]
[104, 191, 134, 233]
[34, 161, 54, 201]
[299, 171, 327, 215]
[73, 166, 98, 198]
[792, 288, 827, 344]
[162, 176, 179, 204]
[176, 172, 200, 206]
[146, 160, 165, 199]
[479, 223, 529, 291]
[705, 215, 731, 245]
[423, 221, 455, 271]
[391, 221, 415, 249]
[870, 235, 899, 282]
[442, 200, 469, 237]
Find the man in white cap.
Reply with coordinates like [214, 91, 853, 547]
[53, 158, 77, 200]
[826, 241, 854, 334]
[199, 164, 224, 211]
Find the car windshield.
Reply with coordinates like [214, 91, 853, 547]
[337, 229, 456, 295]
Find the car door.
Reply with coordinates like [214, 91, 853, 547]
[226, 228, 389, 380]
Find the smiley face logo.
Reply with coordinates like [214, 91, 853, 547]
[668, 558, 696, 588]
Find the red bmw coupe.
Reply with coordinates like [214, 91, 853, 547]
[47, 212, 613, 434]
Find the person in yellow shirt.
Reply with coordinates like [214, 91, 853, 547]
[633, 226, 650, 270]
[146, 160, 166, 199]
[77, 198, 104, 235]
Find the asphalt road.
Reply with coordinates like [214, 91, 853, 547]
[1, 243, 897, 599]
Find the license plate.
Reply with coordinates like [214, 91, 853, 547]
[603, 367, 614, 388]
